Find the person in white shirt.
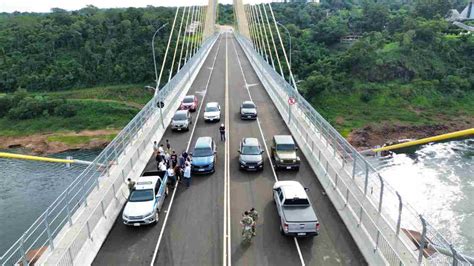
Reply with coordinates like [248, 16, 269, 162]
[158, 161, 167, 171]
[183, 162, 192, 188]
[167, 167, 176, 187]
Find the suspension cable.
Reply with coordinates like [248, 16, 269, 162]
[250, 5, 263, 56]
[258, 4, 275, 69]
[263, 3, 284, 76]
[253, 4, 269, 63]
[268, 3, 298, 91]
[245, 5, 257, 51]
[178, 5, 192, 70]
[156, 7, 180, 93]
[185, 6, 196, 64]
[168, 6, 187, 81]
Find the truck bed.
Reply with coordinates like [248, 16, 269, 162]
[282, 206, 317, 223]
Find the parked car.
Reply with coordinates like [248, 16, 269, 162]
[180, 95, 198, 112]
[240, 101, 257, 120]
[271, 135, 300, 170]
[238, 137, 264, 171]
[273, 181, 319, 237]
[191, 137, 216, 174]
[171, 110, 192, 131]
[122, 171, 168, 226]
[203, 102, 221, 122]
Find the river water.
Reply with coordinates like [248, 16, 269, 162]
[368, 139, 473, 255]
[0, 140, 472, 257]
[0, 149, 101, 255]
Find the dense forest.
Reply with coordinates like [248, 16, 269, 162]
[0, 6, 176, 93]
[217, 4, 235, 25]
[269, 0, 473, 135]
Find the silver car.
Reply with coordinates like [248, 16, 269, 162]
[240, 101, 257, 120]
[171, 110, 191, 131]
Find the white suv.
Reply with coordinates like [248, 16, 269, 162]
[204, 102, 221, 122]
[122, 172, 168, 226]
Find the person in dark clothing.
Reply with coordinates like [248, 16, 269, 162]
[219, 123, 225, 141]
[182, 151, 188, 161]
[170, 150, 178, 167]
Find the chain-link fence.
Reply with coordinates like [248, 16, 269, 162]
[0, 33, 218, 266]
[236, 33, 473, 265]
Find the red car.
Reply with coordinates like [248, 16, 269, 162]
[180, 95, 198, 112]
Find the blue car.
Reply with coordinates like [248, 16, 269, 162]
[191, 137, 216, 174]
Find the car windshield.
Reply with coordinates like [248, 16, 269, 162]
[277, 144, 295, 151]
[205, 106, 219, 112]
[284, 198, 309, 205]
[193, 147, 212, 157]
[183, 97, 194, 103]
[129, 189, 154, 202]
[173, 113, 187, 121]
[242, 103, 255, 109]
[242, 145, 261, 155]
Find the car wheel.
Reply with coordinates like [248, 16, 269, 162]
[153, 212, 159, 225]
[165, 186, 169, 196]
[279, 225, 285, 235]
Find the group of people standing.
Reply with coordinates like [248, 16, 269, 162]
[154, 140, 193, 188]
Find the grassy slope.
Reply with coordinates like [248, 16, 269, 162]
[314, 88, 474, 137]
[0, 85, 153, 141]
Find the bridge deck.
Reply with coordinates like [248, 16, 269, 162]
[94, 33, 365, 265]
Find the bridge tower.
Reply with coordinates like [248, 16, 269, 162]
[233, 0, 251, 39]
[203, 0, 218, 39]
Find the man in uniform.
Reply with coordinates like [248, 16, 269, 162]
[240, 211, 255, 237]
[248, 208, 258, 236]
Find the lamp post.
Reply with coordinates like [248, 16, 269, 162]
[152, 23, 168, 129]
[276, 21, 291, 69]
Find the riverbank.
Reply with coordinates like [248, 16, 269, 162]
[0, 129, 119, 155]
[347, 119, 473, 150]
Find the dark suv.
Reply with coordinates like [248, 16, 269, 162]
[271, 135, 300, 170]
[238, 138, 264, 171]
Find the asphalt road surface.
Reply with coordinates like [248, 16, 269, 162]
[94, 32, 365, 266]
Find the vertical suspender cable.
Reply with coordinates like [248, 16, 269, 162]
[268, 3, 298, 90]
[264, 3, 284, 77]
[258, 4, 275, 69]
[178, 6, 192, 70]
[168, 7, 186, 82]
[185, 6, 196, 64]
[156, 7, 180, 95]
[253, 4, 269, 63]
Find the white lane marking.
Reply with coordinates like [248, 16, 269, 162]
[294, 237, 306, 266]
[150, 33, 223, 266]
[223, 31, 232, 266]
[230, 36, 306, 266]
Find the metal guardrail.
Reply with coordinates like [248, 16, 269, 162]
[236, 33, 472, 265]
[0, 34, 218, 266]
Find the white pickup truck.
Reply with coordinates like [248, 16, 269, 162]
[122, 171, 168, 226]
[273, 181, 320, 237]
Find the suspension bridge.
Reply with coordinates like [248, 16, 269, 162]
[1, 1, 472, 265]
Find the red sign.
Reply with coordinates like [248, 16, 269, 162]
[288, 97, 296, 105]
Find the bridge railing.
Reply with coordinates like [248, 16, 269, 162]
[0, 33, 218, 266]
[236, 33, 472, 265]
